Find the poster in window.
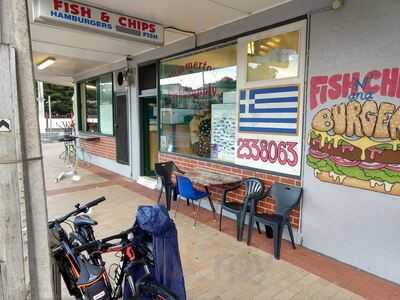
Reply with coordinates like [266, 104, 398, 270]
[211, 103, 236, 162]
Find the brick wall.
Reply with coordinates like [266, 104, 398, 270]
[79, 136, 116, 161]
[159, 152, 301, 228]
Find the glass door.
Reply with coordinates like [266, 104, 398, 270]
[141, 97, 158, 176]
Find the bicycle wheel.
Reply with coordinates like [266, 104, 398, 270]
[138, 281, 179, 300]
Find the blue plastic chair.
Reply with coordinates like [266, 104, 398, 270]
[175, 175, 210, 226]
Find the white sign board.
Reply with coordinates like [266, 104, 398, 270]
[235, 85, 302, 176]
[33, 0, 164, 45]
[235, 21, 306, 177]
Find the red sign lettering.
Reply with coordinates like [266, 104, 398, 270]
[310, 67, 400, 110]
[236, 138, 298, 167]
[53, 0, 92, 18]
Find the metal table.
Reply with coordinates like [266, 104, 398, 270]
[183, 168, 242, 215]
[55, 135, 79, 183]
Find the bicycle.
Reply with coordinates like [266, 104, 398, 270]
[48, 196, 106, 299]
[74, 225, 179, 300]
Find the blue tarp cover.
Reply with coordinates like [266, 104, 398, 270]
[136, 205, 187, 300]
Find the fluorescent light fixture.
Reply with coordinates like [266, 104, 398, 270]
[37, 57, 56, 70]
[86, 84, 97, 90]
[247, 41, 255, 55]
[266, 41, 277, 47]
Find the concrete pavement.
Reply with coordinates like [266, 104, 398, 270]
[44, 142, 377, 300]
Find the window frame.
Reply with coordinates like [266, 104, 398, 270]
[235, 20, 307, 177]
[157, 15, 309, 179]
[98, 73, 114, 136]
[77, 72, 115, 137]
[245, 30, 301, 83]
[237, 21, 306, 90]
[158, 42, 238, 161]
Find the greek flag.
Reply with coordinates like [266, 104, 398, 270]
[239, 85, 299, 134]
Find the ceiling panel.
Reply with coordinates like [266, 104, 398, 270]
[212, 0, 291, 15]
[165, 29, 193, 45]
[28, 0, 290, 81]
[30, 23, 156, 58]
[83, 0, 245, 32]
[33, 52, 101, 77]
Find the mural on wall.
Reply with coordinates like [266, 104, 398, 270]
[307, 67, 400, 196]
[235, 85, 302, 176]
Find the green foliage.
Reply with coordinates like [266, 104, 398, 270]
[42, 83, 74, 116]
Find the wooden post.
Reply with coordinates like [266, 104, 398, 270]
[0, 43, 29, 300]
[0, 0, 54, 299]
[0, 261, 6, 300]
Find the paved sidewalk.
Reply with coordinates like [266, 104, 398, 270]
[44, 143, 399, 300]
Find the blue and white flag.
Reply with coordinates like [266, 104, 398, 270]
[239, 85, 299, 134]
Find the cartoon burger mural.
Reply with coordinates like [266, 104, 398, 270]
[307, 99, 400, 195]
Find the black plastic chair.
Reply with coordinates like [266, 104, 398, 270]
[247, 183, 303, 259]
[154, 161, 185, 210]
[219, 178, 268, 241]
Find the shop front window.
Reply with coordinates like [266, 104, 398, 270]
[247, 31, 300, 82]
[99, 74, 113, 135]
[85, 79, 98, 132]
[159, 44, 237, 162]
[79, 73, 114, 135]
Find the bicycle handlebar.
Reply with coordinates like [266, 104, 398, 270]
[49, 196, 106, 225]
[73, 239, 101, 253]
[85, 196, 106, 208]
[73, 226, 134, 253]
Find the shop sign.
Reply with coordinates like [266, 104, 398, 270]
[235, 85, 302, 176]
[307, 67, 400, 196]
[33, 0, 164, 45]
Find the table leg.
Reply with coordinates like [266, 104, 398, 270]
[205, 187, 217, 219]
[165, 185, 172, 211]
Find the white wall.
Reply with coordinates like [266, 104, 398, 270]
[129, 63, 142, 180]
[77, 147, 131, 178]
[302, 0, 400, 284]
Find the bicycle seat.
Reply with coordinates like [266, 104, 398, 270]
[73, 215, 97, 227]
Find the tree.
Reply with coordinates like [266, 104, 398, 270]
[42, 82, 74, 116]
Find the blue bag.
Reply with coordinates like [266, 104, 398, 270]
[135, 205, 187, 300]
